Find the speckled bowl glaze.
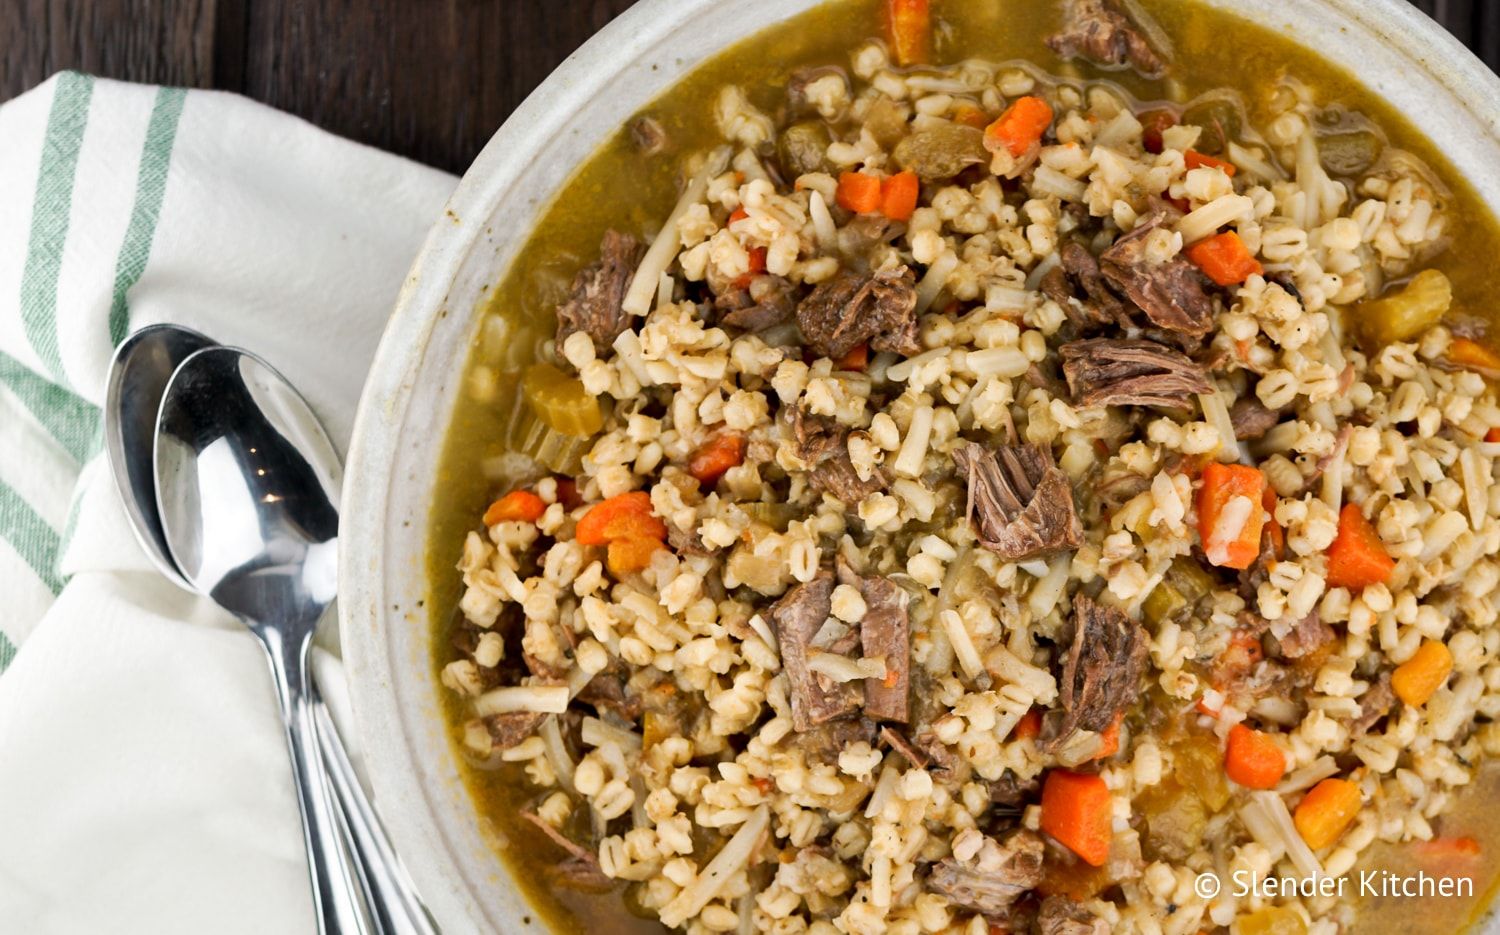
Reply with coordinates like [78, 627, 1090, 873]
[340, 1, 1500, 931]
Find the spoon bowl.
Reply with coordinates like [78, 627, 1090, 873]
[104, 323, 216, 591]
[154, 346, 341, 630]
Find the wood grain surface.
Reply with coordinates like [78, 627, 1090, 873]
[0, 0, 1495, 175]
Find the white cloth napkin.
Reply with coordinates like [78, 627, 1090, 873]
[0, 73, 456, 934]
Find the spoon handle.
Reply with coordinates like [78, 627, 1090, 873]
[263, 628, 372, 935]
[314, 698, 439, 935]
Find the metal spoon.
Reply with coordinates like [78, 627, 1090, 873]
[107, 332, 435, 935]
[104, 323, 215, 591]
[154, 346, 374, 934]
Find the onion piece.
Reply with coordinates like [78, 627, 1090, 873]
[939, 609, 984, 681]
[581, 716, 642, 753]
[808, 190, 837, 252]
[807, 652, 885, 683]
[746, 613, 779, 656]
[622, 149, 726, 316]
[1242, 790, 1324, 879]
[659, 805, 771, 928]
[1027, 554, 1072, 619]
[473, 685, 568, 716]
[538, 716, 576, 795]
[1198, 389, 1244, 464]
[1460, 447, 1488, 531]
[915, 250, 960, 314]
[1275, 756, 1339, 795]
[865, 762, 900, 819]
[1177, 194, 1253, 247]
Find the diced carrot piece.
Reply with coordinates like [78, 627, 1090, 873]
[1140, 109, 1176, 154]
[953, 103, 990, 129]
[1413, 836, 1481, 860]
[483, 490, 546, 526]
[687, 432, 747, 487]
[1040, 770, 1113, 867]
[733, 244, 768, 289]
[833, 343, 869, 371]
[1262, 483, 1285, 560]
[1230, 630, 1264, 665]
[1391, 640, 1453, 707]
[575, 491, 665, 546]
[728, 207, 749, 224]
[554, 477, 582, 510]
[1186, 231, 1263, 286]
[1325, 503, 1395, 589]
[1486, 427, 1500, 443]
[836, 171, 884, 214]
[1224, 724, 1287, 790]
[984, 96, 1055, 157]
[1196, 462, 1267, 570]
[1294, 778, 1362, 850]
[1447, 337, 1500, 372]
[606, 536, 663, 576]
[1014, 708, 1043, 741]
[883, 0, 930, 67]
[880, 170, 920, 221]
[1184, 149, 1237, 176]
[1094, 714, 1123, 760]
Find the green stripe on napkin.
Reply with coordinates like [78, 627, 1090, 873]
[110, 86, 186, 346]
[0, 481, 64, 596]
[0, 631, 15, 673]
[0, 351, 99, 465]
[19, 72, 94, 388]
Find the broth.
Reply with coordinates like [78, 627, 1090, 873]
[424, 1, 1500, 931]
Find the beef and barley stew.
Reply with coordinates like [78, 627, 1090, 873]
[427, 1, 1500, 932]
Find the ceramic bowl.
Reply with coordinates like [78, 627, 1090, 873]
[340, 1, 1500, 930]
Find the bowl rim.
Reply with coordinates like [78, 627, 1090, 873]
[340, 1, 1500, 931]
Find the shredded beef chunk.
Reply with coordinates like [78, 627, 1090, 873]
[576, 664, 642, 719]
[953, 442, 1083, 561]
[838, 215, 908, 262]
[1099, 213, 1214, 336]
[1274, 613, 1335, 660]
[791, 717, 877, 763]
[785, 405, 845, 465]
[859, 574, 911, 722]
[880, 726, 931, 769]
[629, 116, 668, 157]
[1060, 338, 1213, 409]
[1047, 0, 1167, 77]
[1043, 595, 1148, 750]
[927, 829, 1045, 918]
[1230, 395, 1282, 440]
[787, 65, 850, 119]
[554, 229, 645, 355]
[718, 274, 799, 331]
[1042, 241, 1130, 329]
[988, 770, 1040, 808]
[484, 711, 547, 751]
[1036, 895, 1110, 935]
[797, 266, 920, 359]
[769, 573, 862, 731]
[522, 779, 613, 892]
[815, 449, 889, 502]
[784, 406, 888, 502]
[1352, 673, 1395, 736]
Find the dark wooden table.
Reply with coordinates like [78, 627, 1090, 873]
[2, 0, 1496, 176]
